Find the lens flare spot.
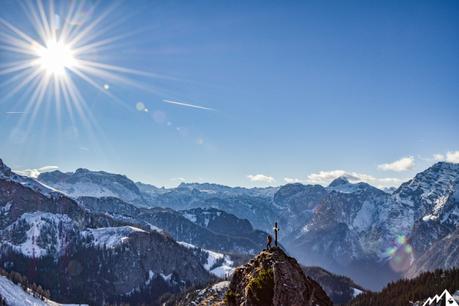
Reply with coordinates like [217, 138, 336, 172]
[385, 247, 397, 256]
[136, 102, 145, 111]
[396, 235, 407, 245]
[404, 245, 413, 254]
[389, 245, 413, 272]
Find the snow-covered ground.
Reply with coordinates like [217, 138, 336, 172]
[83, 226, 147, 249]
[3, 212, 74, 258]
[0, 276, 86, 306]
[177, 241, 235, 278]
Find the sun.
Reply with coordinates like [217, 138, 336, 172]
[35, 39, 76, 76]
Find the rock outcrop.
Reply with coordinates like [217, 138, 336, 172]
[225, 247, 332, 306]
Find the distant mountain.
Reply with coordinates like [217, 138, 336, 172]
[38, 169, 279, 232]
[77, 196, 268, 254]
[0, 159, 213, 305]
[38, 168, 148, 207]
[176, 182, 278, 197]
[285, 162, 459, 290]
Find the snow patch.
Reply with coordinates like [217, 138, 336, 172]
[177, 241, 235, 278]
[352, 288, 363, 297]
[182, 213, 197, 223]
[83, 226, 147, 249]
[160, 273, 172, 282]
[3, 212, 73, 258]
[0, 275, 85, 306]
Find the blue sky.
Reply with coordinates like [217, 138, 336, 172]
[0, 0, 458, 187]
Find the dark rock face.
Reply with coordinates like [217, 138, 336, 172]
[406, 227, 459, 278]
[226, 247, 332, 306]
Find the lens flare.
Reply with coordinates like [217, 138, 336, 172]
[0, 0, 169, 148]
[387, 234, 414, 272]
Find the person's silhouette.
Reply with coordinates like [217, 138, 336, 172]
[266, 235, 272, 250]
[273, 222, 279, 246]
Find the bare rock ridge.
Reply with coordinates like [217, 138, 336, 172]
[226, 247, 332, 306]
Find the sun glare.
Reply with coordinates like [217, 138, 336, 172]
[0, 0, 165, 145]
[35, 39, 76, 76]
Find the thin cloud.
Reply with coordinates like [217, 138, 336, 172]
[170, 177, 186, 182]
[377, 156, 415, 172]
[162, 99, 215, 111]
[14, 165, 59, 178]
[247, 174, 275, 184]
[284, 177, 305, 184]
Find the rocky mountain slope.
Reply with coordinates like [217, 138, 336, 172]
[0, 159, 214, 305]
[77, 196, 267, 254]
[284, 162, 459, 289]
[0, 274, 85, 306]
[32, 159, 459, 292]
[302, 266, 366, 304]
[225, 247, 332, 306]
[171, 247, 332, 306]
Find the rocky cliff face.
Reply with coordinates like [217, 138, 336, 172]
[283, 162, 459, 289]
[226, 247, 332, 306]
[170, 247, 333, 306]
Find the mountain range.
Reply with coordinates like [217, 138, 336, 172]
[1, 157, 458, 304]
[37, 161, 459, 290]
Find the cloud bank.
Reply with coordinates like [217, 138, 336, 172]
[377, 156, 415, 172]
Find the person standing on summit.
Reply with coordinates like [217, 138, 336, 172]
[273, 222, 280, 247]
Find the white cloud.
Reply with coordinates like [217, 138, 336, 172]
[306, 170, 402, 188]
[284, 177, 305, 184]
[431, 151, 459, 163]
[445, 151, 459, 163]
[377, 156, 415, 172]
[14, 166, 59, 178]
[433, 154, 445, 161]
[247, 174, 275, 184]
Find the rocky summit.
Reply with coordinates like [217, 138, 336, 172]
[225, 247, 332, 306]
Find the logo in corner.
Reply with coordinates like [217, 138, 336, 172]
[423, 289, 459, 306]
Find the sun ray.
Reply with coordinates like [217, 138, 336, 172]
[0, 0, 184, 157]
